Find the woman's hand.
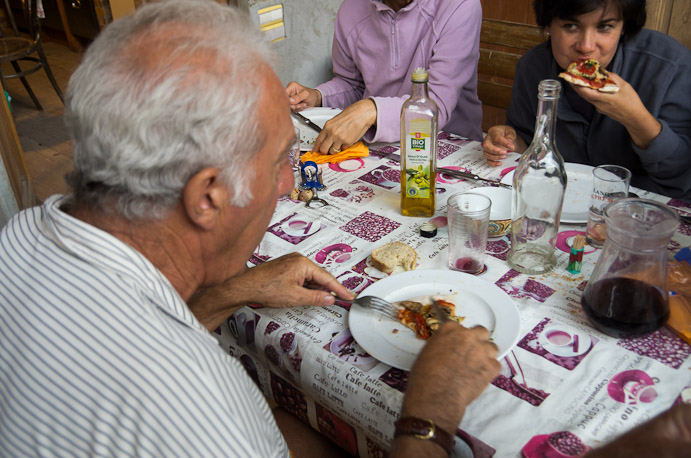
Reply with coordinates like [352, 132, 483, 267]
[482, 125, 526, 166]
[570, 72, 662, 149]
[312, 99, 377, 154]
[285, 81, 322, 111]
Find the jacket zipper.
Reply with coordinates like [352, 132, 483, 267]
[391, 16, 399, 68]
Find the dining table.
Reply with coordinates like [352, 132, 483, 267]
[215, 132, 691, 457]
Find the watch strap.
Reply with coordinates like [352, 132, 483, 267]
[393, 417, 454, 455]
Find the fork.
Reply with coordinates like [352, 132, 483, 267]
[340, 295, 399, 319]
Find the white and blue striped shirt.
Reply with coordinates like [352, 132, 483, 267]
[0, 195, 289, 457]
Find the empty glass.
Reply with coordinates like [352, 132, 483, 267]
[289, 126, 302, 171]
[585, 165, 631, 248]
[447, 192, 491, 274]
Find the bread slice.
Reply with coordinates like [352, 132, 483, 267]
[370, 241, 417, 274]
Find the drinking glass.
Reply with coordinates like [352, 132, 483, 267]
[289, 126, 302, 171]
[447, 192, 491, 274]
[585, 165, 631, 248]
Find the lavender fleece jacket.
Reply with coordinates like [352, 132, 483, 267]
[316, 0, 483, 143]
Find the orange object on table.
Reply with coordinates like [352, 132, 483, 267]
[300, 141, 369, 164]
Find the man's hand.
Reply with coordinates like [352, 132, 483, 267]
[482, 125, 526, 166]
[401, 324, 500, 429]
[569, 72, 662, 149]
[285, 81, 322, 111]
[189, 253, 354, 330]
[312, 99, 377, 154]
[391, 323, 500, 457]
[584, 403, 691, 458]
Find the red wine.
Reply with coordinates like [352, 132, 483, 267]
[581, 277, 669, 338]
[454, 257, 482, 273]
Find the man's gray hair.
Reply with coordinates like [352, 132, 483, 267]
[64, 0, 275, 219]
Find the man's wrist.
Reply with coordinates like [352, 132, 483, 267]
[393, 417, 454, 455]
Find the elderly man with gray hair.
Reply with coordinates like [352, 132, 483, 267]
[0, 0, 501, 456]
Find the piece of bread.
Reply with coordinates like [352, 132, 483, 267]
[370, 241, 417, 273]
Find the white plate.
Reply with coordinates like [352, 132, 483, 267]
[292, 107, 342, 150]
[500, 163, 594, 224]
[348, 270, 520, 371]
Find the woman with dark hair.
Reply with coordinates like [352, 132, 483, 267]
[483, 0, 691, 199]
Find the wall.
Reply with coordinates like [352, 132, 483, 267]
[647, 0, 691, 49]
[109, 0, 135, 20]
[237, 0, 341, 87]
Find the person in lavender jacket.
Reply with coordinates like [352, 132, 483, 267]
[285, 0, 483, 154]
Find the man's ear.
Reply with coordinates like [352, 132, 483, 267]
[182, 167, 229, 231]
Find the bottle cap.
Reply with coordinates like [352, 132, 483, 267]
[411, 67, 429, 83]
[419, 222, 437, 238]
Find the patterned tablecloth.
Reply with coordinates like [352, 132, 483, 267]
[216, 134, 691, 458]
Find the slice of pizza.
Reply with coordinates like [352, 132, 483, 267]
[396, 298, 465, 340]
[558, 59, 619, 93]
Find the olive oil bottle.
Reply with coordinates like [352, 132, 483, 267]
[400, 68, 437, 217]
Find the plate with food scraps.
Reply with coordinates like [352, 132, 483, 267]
[292, 107, 342, 151]
[348, 269, 520, 371]
[501, 162, 594, 224]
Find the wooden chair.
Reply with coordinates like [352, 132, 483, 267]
[478, 18, 546, 132]
[0, 0, 64, 111]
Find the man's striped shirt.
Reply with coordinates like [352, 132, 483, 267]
[0, 195, 289, 457]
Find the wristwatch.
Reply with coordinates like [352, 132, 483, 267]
[393, 417, 454, 455]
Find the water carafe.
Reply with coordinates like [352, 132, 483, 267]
[580, 198, 679, 338]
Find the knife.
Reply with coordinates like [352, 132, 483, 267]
[437, 167, 512, 189]
[292, 111, 322, 133]
[430, 299, 450, 324]
[370, 149, 511, 189]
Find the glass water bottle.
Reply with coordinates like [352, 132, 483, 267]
[400, 68, 438, 217]
[507, 79, 567, 275]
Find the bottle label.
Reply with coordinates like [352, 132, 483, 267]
[403, 119, 432, 199]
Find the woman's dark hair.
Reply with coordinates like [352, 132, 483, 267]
[533, 0, 646, 40]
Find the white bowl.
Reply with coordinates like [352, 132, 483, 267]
[471, 186, 512, 236]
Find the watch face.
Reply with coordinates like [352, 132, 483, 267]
[394, 417, 454, 454]
[410, 418, 434, 438]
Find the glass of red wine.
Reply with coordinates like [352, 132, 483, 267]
[581, 198, 679, 338]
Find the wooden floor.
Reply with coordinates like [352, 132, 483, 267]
[2, 38, 83, 203]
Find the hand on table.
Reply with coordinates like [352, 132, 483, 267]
[189, 253, 354, 330]
[584, 403, 691, 458]
[391, 323, 500, 458]
[569, 72, 662, 149]
[312, 99, 377, 154]
[285, 81, 322, 111]
[482, 125, 526, 166]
